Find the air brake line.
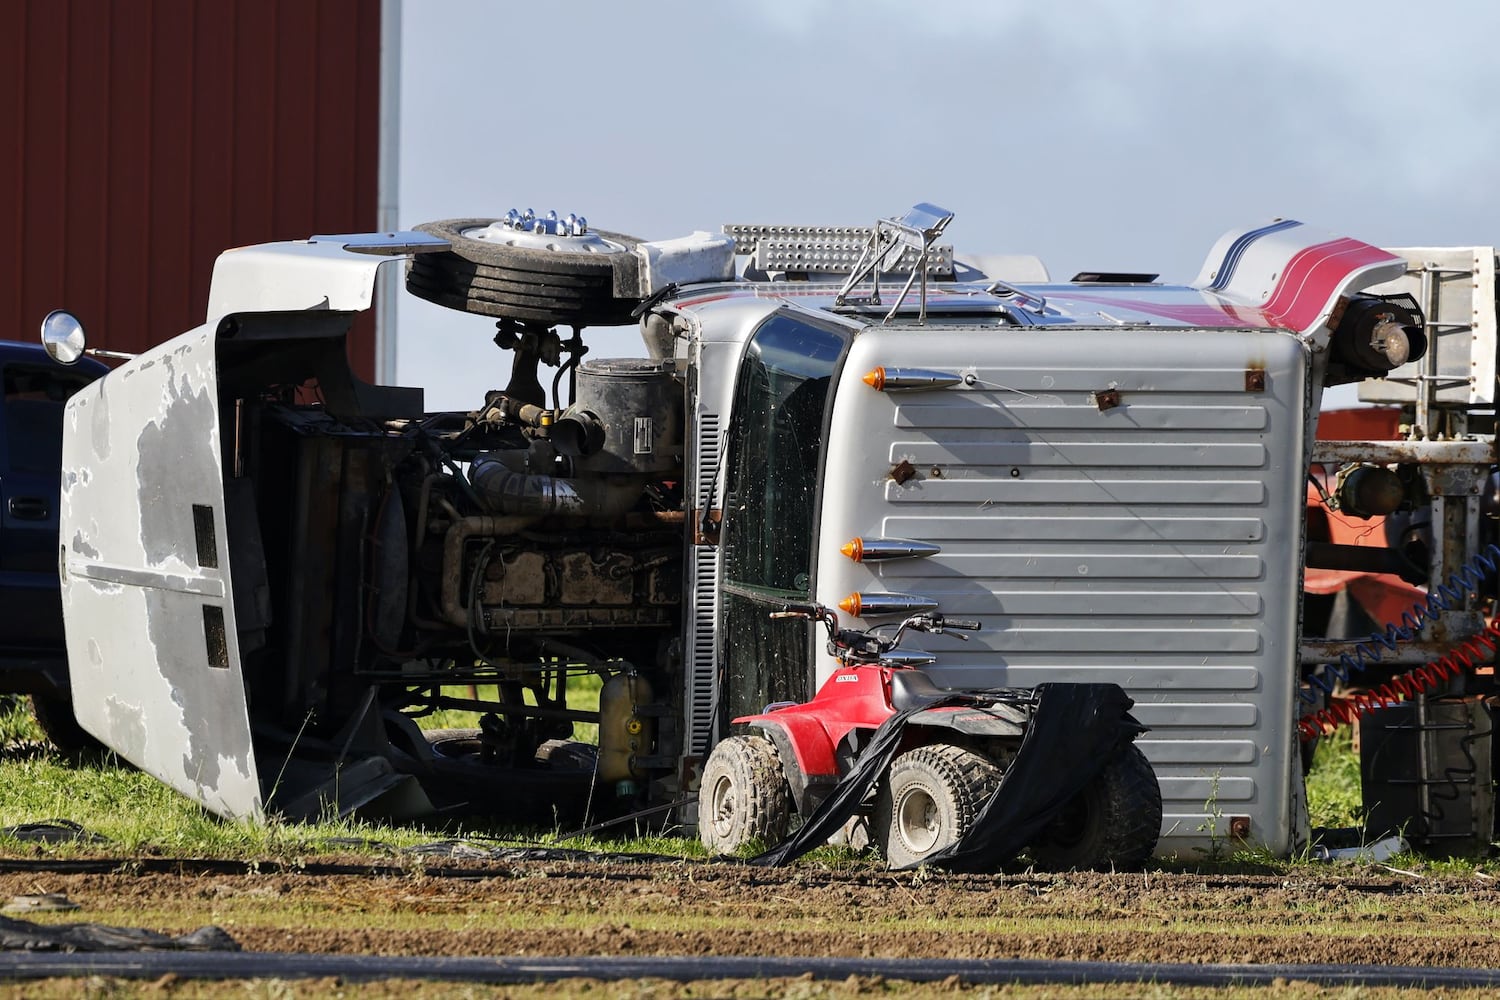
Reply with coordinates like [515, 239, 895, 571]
[1297, 543, 1500, 740]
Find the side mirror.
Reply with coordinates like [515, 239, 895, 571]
[40, 310, 87, 365]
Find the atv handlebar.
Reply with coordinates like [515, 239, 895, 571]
[771, 603, 981, 661]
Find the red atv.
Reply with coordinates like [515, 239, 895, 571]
[699, 604, 1162, 871]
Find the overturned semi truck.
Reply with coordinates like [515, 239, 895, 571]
[44, 205, 1500, 858]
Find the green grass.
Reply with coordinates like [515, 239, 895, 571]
[1305, 727, 1364, 831]
[0, 694, 38, 745]
[0, 693, 690, 860]
[0, 703, 443, 856]
[0, 695, 1478, 871]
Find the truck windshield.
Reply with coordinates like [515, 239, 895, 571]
[719, 312, 848, 723]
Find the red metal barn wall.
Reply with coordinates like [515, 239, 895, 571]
[0, 0, 381, 377]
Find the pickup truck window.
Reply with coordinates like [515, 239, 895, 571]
[3, 364, 95, 473]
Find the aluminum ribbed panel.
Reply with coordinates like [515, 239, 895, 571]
[685, 412, 722, 756]
[722, 224, 955, 275]
[816, 325, 1310, 856]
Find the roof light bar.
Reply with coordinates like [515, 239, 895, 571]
[759, 239, 954, 276]
[723, 224, 955, 277]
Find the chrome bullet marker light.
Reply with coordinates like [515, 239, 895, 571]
[840, 537, 942, 562]
[863, 367, 965, 392]
[837, 593, 940, 617]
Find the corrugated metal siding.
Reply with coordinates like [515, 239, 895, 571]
[0, 0, 380, 376]
[817, 325, 1311, 856]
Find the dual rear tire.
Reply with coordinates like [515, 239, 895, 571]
[405, 218, 643, 327]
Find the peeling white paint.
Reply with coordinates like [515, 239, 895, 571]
[59, 327, 263, 820]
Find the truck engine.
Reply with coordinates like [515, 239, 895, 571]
[212, 317, 690, 821]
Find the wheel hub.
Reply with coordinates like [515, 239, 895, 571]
[709, 774, 737, 836]
[896, 787, 940, 854]
[465, 209, 624, 254]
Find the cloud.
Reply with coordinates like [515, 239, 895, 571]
[396, 1, 1500, 399]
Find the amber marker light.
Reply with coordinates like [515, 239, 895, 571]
[839, 537, 941, 562]
[862, 367, 964, 392]
[838, 592, 940, 617]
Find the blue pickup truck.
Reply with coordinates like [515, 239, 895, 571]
[1, 340, 108, 748]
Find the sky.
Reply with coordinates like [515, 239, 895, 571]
[393, 0, 1500, 410]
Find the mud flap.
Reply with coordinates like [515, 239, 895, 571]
[749, 683, 1142, 870]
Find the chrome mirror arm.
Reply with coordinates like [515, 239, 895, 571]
[835, 203, 954, 320]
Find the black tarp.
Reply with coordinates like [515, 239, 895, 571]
[750, 682, 1141, 871]
[0, 914, 238, 952]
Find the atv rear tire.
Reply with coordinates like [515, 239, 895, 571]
[699, 734, 792, 855]
[874, 744, 1001, 868]
[407, 218, 643, 326]
[1027, 742, 1161, 871]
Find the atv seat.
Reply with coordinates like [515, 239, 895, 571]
[889, 669, 951, 712]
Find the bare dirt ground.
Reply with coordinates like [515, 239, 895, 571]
[3, 857, 1498, 970]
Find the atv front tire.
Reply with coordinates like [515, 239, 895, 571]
[874, 744, 1001, 868]
[407, 217, 642, 326]
[699, 734, 792, 855]
[1027, 742, 1162, 871]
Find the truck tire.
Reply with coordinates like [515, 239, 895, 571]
[699, 734, 792, 855]
[422, 730, 598, 771]
[423, 728, 490, 760]
[28, 694, 105, 759]
[874, 744, 1001, 868]
[1027, 742, 1162, 871]
[407, 218, 643, 326]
